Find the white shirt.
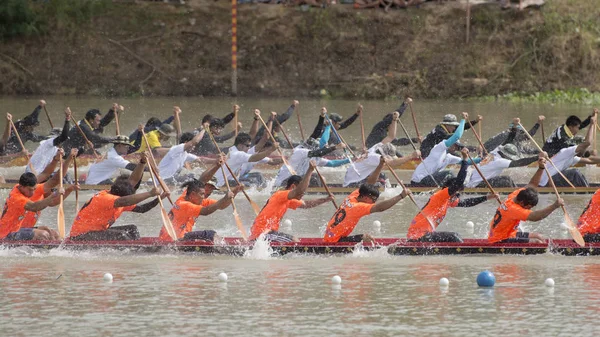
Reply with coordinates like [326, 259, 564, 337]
[274, 146, 329, 186]
[411, 141, 461, 183]
[27, 137, 58, 174]
[539, 146, 580, 186]
[343, 152, 380, 187]
[85, 148, 131, 184]
[217, 146, 268, 187]
[158, 143, 198, 179]
[465, 155, 511, 188]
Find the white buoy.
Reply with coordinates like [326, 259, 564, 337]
[103, 273, 113, 282]
[373, 220, 381, 228]
[545, 278, 555, 287]
[466, 221, 474, 228]
[283, 219, 292, 228]
[439, 277, 449, 286]
[331, 275, 342, 284]
[218, 272, 228, 282]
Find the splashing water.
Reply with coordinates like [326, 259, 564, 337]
[243, 235, 274, 260]
[349, 242, 392, 258]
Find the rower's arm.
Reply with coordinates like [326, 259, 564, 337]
[37, 155, 60, 185]
[444, 119, 465, 147]
[371, 190, 407, 213]
[199, 161, 222, 183]
[527, 200, 561, 221]
[200, 193, 233, 215]
[1, 115, 10, 148]
[131, 198, 160, 213]
[309, 115, 325, 140]
[52, 118, 70, 147]
[527, 161, 546, 189]
[43, 151, 73, 193]
[387, 151, 420, 168]
[99, 108, 116, 128]
[299, 197, 330, 209]
[457, 196, 487, 207]
[184, 129, 205, 152]
[114, 190, 156, 208]
[288, 163, 315, 200]
[448, 160, 468, 195]
[382, 113, 398, 144]
[214, 130, 236, 143]
[129, 156, 147, 187]
[248, 145, 274, 163]
[24, 193, 59, 212]
[307, 146, 337, 158]
[508, 156, 539, 168]
[249, 113, 260, 141]
[367, 156, 386, 185]
[339, 112, 359, 130]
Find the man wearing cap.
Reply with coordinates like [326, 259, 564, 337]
[3, 100, 48, 155]
[411, 112, 481, 187]
[318, 104, 361, 146]
[128, 113, 176, 154]
[252, 100, 299, 146]
[420, 113, 481, 158]
[63, 103, 119, 157]
[483, 116, 544, 155]
[136, 123, 176, 156]
[85, 135, 140, 185]
[539, 114, 600, 187]
[365, 98, 420, 149]
[191, 117, 241, 156]
[543, 109, 597, 157]
[27, 108, 72, 176]
[466, 118, 542, 188]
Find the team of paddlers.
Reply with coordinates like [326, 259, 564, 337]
[1, 98, 600, 245]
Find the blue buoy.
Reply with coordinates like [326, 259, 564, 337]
[477, 270, 496, 287]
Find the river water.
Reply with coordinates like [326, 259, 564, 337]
[0, 96, 598, 336]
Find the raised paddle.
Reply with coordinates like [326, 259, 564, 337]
[465, 116, 488, 156]
[57, 155, 66, 239]
[141, 129, 174, 205]
[323, 113, 361, 176]
[69, 111, 101, 161]
[8, 117, 36, 174]
[384, 162, 436, 231]
[73, 153, 80, 213]
[41, 100, 54, 129]
[357, 104, 366, 152]
[396, 118, 440, 188]
[465, 152, 501, 205]
[174, 106, 182, 142]
[273, 117, 294, 149]
[204, 125, 261, 216]
[295, 101, 305, 140]
[234, 104, 239, 138]
[220, 165, 248, 241]
[544, 166, 585, 247]
[540, 119, 546, 142]
[256, 114, 297, 175]
[114, 104, 123, 135]
[407, 99, 422, 145]
[517, 122, 576, 189]
[313, 167, 338, 209]
[146, 161, 177, 241]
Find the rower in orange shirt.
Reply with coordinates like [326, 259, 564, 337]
[488, 155, 563, 243]
[577, 190, 600, 242]
[249, 160, 333, 242]
[324, 156, 409, 243]
[0, 171, 77, 241]
[69, 153, 169, 241]
[407, 148, 498, 242]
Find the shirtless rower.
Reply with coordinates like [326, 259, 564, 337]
[407, 148, 498, 242]
[69, 153, 169, 241]
[488, 156, 563, 244]
[248, 161, 333, 242]
[323, 156, 409, 244]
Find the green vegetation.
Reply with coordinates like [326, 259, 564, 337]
[476, 89, 600, 105]
[0, 0, 38, 38]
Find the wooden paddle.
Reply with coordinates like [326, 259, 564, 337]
[540, 118, 546, 142]
[141, 129, 174, 205]
[323, 113, 361, 177]
[41, 102, 54, 128]
[544, 167, 585, 247]
[313, 167, 338, 209]
[384, 162, 436, 232]
[147, 161, 178, 241]
[295, 101, 305, 140]
[396, 118, 440, 188]
[69, 112, 101, 161]
[407, 100, 422, 145]
[174, 106, 182, 142]
[73, 154, 79, 213]
[465, 152, 501, 205]
[256, 114, 297, 175]
[204, 125, 261, 215]
[220, 165, 248, 241]
[114, 104, 122, 135]
[517, 122, 575, 189]
[234, 104, 239, 138]
[8, 118, 37, 174]
[357, 104, 366, 151]
[273, 117, 294, 149]
[57, 155, 66, 239]
[466, 117, 488, 156]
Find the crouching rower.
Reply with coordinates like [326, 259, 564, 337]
[249, 161, 333, 242]
[488, 156, 563, 243]
[323, 156, 409, 244]
[69, 154, 169, 241]
[0, 172, 77, 241]
[407, 148, 497, 242]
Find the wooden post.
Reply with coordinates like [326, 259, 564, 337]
[466, 0, 471, 44]
[231, 0, 238, 96]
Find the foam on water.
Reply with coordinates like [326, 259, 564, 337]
[349, 242, 392, 258]
[243, 235, 274, 260]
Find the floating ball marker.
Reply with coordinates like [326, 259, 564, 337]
[439, 277, 449, 287]
[283, 219, 292, 227]
[218, 273, 228, 282]
[545, 278, 555, 287]
[103, 273, 113, 283]
[476, 270, 495, 287]
[331, 275, 342, 285]
[373, 220, 381, 228]
[466, 221, 474, 228]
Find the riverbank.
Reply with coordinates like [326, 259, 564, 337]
[0, 0, 598, 99]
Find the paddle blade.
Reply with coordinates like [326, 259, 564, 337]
[57, 196, 65, 239]
[563, 210, 585, 247]
[233, 211, 248, 241]
[250, 200, 261, 216]
[160, 207, 177, 241]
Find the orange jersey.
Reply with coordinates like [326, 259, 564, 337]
[488, 188, 531, 243]
[407, 188, 459, 240]
[202, 198, 217, 207]
[69, 190, 136, 237]
[249, 190, 303, 240]
[577, 190, 600, 235]
[21, 184, 46, 228]
[0, 185, 35, 239]
[324, 189, 373, 243]
[159, 194, 203, 241]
